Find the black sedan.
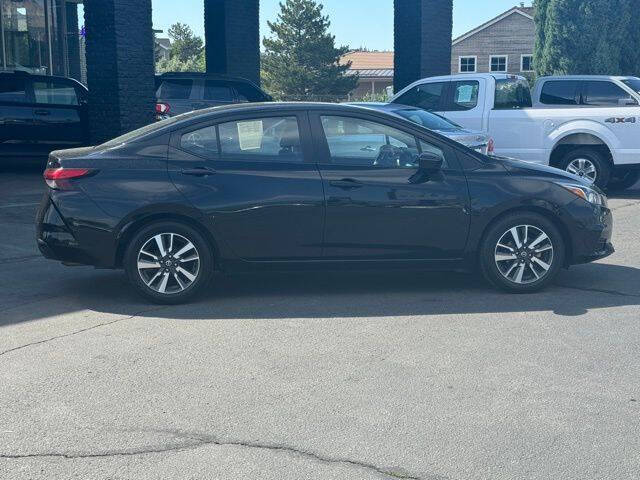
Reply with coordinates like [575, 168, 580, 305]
[37, 103, 614, 303]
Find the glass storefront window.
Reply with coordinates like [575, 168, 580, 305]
[1, 0, 49, 74]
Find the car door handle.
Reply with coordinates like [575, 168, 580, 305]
[34, 109, 51, 116]
[329, 178, 364, 189]
[180, 167, 217, 177]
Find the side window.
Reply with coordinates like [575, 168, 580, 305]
[0, 77, 27, 103]
[583, 81, 637, 106]
[157, 79, 193, 99]
[203, 81, 234, 102]
[180, 125, 219, 159]
[320, 115, 419, 168]
[540, 81, 579, 105]
[218, 116, 303, 162]
[33, 80, 79, 106]
[235, 83, 267, 102]
[449, 80, 479, 111]
[393, 82, 446, 111]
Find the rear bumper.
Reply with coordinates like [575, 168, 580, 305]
[36, 192, 117, 268]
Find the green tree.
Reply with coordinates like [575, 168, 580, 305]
[262, 0, 358, 100]
[534, 0, 640, 75]
[156, 23, 205, 73]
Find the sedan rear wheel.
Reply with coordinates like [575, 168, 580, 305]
[125, 222, 213, 304]
[480, 213, 565, 293]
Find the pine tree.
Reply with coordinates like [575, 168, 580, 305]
[262, 0, 358, 100]
[534, 0, 639, 75]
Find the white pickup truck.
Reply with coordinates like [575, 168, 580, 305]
[390, 73, 640, 190]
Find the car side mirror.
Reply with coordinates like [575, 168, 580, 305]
[418, 152, 443, 172]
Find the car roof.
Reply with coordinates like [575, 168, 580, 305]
[0, 70, 88, 90]
[537, 75, 640, 81]
[156, 72, 258, 84]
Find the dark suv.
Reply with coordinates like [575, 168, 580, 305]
[0, 71, 89, 161]
[155, 72, 272, 119]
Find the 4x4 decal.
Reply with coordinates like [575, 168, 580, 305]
[605, 117, 636, 124]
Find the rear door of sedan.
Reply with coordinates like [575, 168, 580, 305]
[167, 109, 325, 262]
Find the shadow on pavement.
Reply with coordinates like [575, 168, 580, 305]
[2, 261, 638, 328]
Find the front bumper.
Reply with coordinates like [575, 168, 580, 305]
[566, 199, 614, 265]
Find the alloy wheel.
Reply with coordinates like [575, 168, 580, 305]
[566, 158, 597, 184]
[494, 225, 554, 285]
[137, 233, 200, 294]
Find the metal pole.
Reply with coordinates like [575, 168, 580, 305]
[45, 0, 53, 74]
[0, 0, 6, 69]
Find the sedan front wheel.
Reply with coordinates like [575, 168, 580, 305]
[480, 213, 565, 293]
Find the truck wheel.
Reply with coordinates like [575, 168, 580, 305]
[560, 148, 611, 189]
[607, 170, 640, 192]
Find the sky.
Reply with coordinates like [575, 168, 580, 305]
[143, 0, 532, 49]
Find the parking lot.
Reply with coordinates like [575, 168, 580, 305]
[1, 164, 639, 479]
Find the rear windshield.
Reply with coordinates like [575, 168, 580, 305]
[235, 83, 267, 102]
[99, 113, 197, 148]
[156, 79, 193, 99]
[494, 78, 532, 110]
[392, 109, 461, 132]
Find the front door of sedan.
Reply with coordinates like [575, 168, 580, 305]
[168, 111, 325, 261]
[309, 112, 470, 260]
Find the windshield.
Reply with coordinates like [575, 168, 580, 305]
[621, 78, 640, 94]
[391, 109, 462, 132]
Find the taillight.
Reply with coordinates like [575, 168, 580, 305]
[487, 138, 495, 155]
[156, 102, 170, 115]
[43, 168, 94, 189]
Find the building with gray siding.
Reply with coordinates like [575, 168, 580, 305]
[451, 4, 535, 76]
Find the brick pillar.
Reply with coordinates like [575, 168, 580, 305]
[65, 2, 82, 81]
[83, 0, 155, 144]
[394, 0, 453, 92]
[204, 0, 260, 85]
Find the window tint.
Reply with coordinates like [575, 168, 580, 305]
[320, 116, 419, 168]
[218, 116, 303, 162]
[33, 80, 79, 105]
[157, 79, 193, 99]
[494, 78, 532, 110]
[490, 56, 507, 72]
[180, 126, 219, 158]
[235, 83, 267, 102]
[540, 81, 579, 105]
[203, 81, 234, 102]
[459, 57, 476, 73]
[450, 81, 479, 111]
[393, 82, 446, 111]
[0, 77, 27, 103]
[583, 81, 637, 106]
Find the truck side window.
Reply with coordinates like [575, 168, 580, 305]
[393, 82, 446, 111]
[540, 81, 579, 105]
[449, 81, 479, 111]
[583, 81, 637, 106]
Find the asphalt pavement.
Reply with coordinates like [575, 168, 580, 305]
[1, 164, 639, 480]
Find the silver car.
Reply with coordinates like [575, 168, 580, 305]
[348, 102, 494, 155]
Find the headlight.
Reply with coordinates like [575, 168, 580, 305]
[557, 182, 607, 207]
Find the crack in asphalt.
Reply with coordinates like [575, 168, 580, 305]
[609, 200, 640, 211]
[0, 255, 41, 265]
[0, 307, 167, 358]
[557, 283, 640, 298]
[0, 431, 434, 480]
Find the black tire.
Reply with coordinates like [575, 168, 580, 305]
[124, 221, 213, 304]
[607, 170, 640, 192]
[479, 213, 565, 293]
[560, 147, 611, 189]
